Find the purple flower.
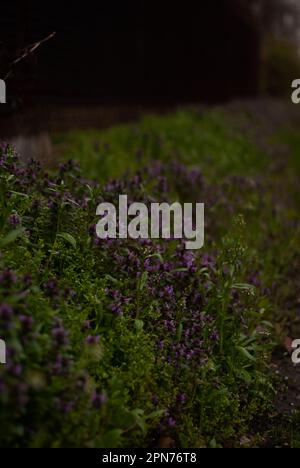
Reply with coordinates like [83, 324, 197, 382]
[85, 335, 100, 345]
[176, 393, 187, 404]
[59, 163, 67, 173]
[110, 303, 123, 316]
[183, 251, 196, 269]
[56, 399, 75, 414]
[164, 320, 176, 333]
[110, 290, 122, 300]
[0, 269, 17, 286]
[48, 201, 57, 210]
[156, 176, 169, 193]
[151, 394, 159, 406]
[52, 324, 69, 346]
[9, 214, 21, 228]
[53, 354, 71, 375]
[159, 285, 174, 299]
[92, 391, 107, 409]
[64, 287, 76, 299]
[43, 279, 59, 299]
[249, 273, 261, 288]
[201, 254, 216, 269]
[23, 274, 32, 287]
[0, 303, 13, 319]
[19, 315, 34, 331]
[210, 330, 219, 341]
[158, 340, 164, 350]
[167, 417, 176, 428]
[9, 363, 23, 377]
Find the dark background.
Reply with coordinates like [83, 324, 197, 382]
[1, 0, 260, 105]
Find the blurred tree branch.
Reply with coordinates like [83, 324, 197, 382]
[2, 32, 56, 81]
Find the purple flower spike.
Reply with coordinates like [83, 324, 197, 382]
[167, 417, 176, 428]
[0, 303, 13, 319]
[9, 214, 21, 228]
[85, 335, 100, 345]
[92, 391, 107, 409]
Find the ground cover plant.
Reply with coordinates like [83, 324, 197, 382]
[1, 104, 300, 447]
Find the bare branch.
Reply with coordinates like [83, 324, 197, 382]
[4, 31, 56, 80]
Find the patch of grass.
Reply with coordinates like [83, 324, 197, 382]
[54, 109, 268, 182]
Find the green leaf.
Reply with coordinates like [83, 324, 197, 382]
[0, 228, 26, 248]
[139, 271, 148, 291]
[146, 409, 165, 420]
[238, 369, 252, 384]
[232, 283, 255, 292]
[97, 429, 123, 448]
[134, 319, 144, 332]
[146, 253, 164, 263]
[171, 268, 189, 273]
[8, 190, 29, 198]
[57, 232, 77, 249]
[209, 438, 222, 448]
[176, 323, 183, 342]
[132, 409, 147, 434]
[62, 199, 80, 208]
[236, 346, 256, 362]
[105, 274, 119, 284]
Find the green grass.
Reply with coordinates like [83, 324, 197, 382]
[54, 109, 268, 182]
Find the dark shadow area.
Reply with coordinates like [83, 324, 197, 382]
[0, 0, 260, 136]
